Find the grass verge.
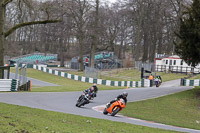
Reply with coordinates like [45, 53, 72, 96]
[67, 69, 186, 82]
[0, 102, 177, 133]
[189, 74, 200, 80]
[121, 87, 200, 130]
[154, 72, 187, 82]
[10, 68, 186, 92]
[17, 69, 124, 92]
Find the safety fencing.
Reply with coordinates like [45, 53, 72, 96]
[181, 78, 200, 86]
[33, 65, 150, 87]
[0, 79, 19, 91]
[156, 65, 200, 74]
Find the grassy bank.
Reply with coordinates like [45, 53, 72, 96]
[189, 74, 200, 80]
[0, 102, 176, 133]
[10, 68, 124, 92]
[68, 69, 186, 82]
[26, 69, 124, 92]
[10, 68, 186, 92]
[121, 87, 200, 130]
[154, 72, 187, 82]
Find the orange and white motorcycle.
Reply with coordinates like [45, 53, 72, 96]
[103, 98, 126, 116]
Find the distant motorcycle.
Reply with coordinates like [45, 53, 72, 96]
[103, 98, 126, 116]
[76, 93, 91, 107]
[155, 78, 161, 87]
[155, 80, 160, 87]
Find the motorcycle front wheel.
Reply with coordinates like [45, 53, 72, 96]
[111, 107, 120, 116]
[103, 108, 108, 115]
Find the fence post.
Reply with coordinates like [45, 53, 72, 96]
[141, 78, 144, 87]
[186, 67, 188, 74]
[181, 66, 182, 73]
[180, 78, 183, 86]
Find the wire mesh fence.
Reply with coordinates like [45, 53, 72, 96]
[84, 66, 99, 79]
[15, 63, 27, 86]
[19, 64, 27, 85]
[135, 61, 155, 72]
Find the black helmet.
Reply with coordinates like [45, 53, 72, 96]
[122, 92, 128, 97]
[92, 83, 98, 92]
[92, 83, 97, 87]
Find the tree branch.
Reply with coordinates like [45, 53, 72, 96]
[3, 0, 13, 7]
[4, 20, 62, 37]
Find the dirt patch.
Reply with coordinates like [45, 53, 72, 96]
[0, 113, 10, 119]
[15, 129, 29, 133]
[9, 122, 15, 127]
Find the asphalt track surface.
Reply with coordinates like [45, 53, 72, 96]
[0, 78, 200, 132]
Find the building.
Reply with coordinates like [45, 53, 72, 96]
[155, 55, 200, 73]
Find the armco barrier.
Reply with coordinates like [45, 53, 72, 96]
[182, 79, 200, 86]
[0, 79, 19, 91]
[33, 65, 150, 87]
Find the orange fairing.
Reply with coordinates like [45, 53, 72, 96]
[106, 99, 126, 114]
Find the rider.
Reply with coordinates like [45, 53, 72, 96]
[107, 92, 128, 107]
[83, 83, 98, 98]
[155, 75, 162, 86]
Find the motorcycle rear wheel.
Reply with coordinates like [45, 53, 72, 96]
[77, 99, 87, 107]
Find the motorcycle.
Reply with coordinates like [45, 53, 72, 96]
[76, 93, 91, 107]
[155, 79, 161, 87]
[103, 98, 126, 116]
[155, 80, 160, 87]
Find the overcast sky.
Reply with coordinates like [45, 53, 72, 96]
[109, 0, 116, 3]
[102, 0, 117, 3]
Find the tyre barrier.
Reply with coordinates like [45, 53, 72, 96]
[181, 78, 200, 86]
[0, 79, 19, 91]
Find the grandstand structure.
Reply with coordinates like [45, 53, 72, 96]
[10, 53, 57, 65]
[71, 51, 123, 70]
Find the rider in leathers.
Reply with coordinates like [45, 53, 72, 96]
[107, 92, 128, 107]
[83, 83, 98, 98]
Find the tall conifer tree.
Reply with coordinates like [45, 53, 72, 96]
[175, 0, 200, 67]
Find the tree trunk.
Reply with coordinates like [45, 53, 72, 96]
[0, 1, 5, 78]
[59, 38, 65, 67]
[142, 31, 149, 63]
[79, 35, 84, 71]
[90, 0, 99, 68]
[90, 39, 96, 68]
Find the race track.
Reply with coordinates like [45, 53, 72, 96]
[0, 84, 200, 133]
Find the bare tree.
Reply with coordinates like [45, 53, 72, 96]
[69, 0, 91, 71]
[89, 0, 99, 68]
[0, 0, 61, 78]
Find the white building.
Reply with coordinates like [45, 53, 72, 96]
[155, 55, 200, 73]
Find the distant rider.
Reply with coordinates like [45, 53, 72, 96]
[83, 83, 98, 98]
[155, 76, 162, 86]
[107, 92, 128, 107]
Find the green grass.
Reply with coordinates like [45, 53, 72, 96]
[154, 72, 187, 82]
[121, 87, 200, 130]
[19, 69, 124, 92]
[189, 74, 200, 80]
[0, 102, 177, 133]
[67, 68, 186, 82]
[62, 69, 139, 81]
[10, 67, 187, 92]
